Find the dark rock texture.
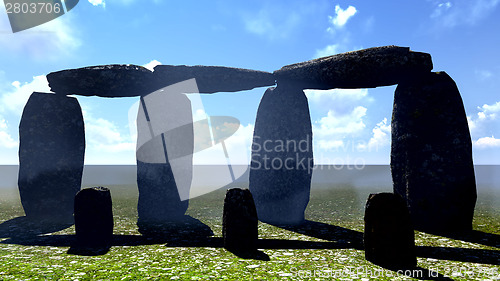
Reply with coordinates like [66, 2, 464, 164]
[274, 46, 432, 90]
[136, 162, 189, 231]
[223, 188, 258, 252]
[391, 72, 476, 233]
[47, 64, 154, 97]
[152, 65, 276, 93]
[74, 187, 113, 247]
[136, 91, 194, 233]
[18, 92, 85, 222]
[364, 193, 416, 269]
[249, 84, 313, 225]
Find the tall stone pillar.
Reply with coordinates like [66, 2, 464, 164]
[249, 83, 314, 225]
[135, 86, 194, 233]
[391, 72, 476, 233]
[18, 92, 85, 222]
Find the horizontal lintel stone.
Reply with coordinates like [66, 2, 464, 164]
[274, 45, 433, 90]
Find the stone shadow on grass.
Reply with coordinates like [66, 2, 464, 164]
[0, 216, 73, 239]
[1, 215, 215, 256]
[224, 248, 270, 261]
[416, 246, 500, 265]
[425, 230, 500, 249]
[272, 220, 364, 250]
[67, 246, 111, 256]
[137, 215, 214, 239]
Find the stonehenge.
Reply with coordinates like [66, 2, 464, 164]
[249, 84, 314, 225]
[46, 64, 276, 97]
[47, 64, 155, 97]
[152, 65, 276, 93]
[18, 45, 476, 239]
[135, 87, 194, 231]
[391, 71, 476, 232]
[18, 92, 85, 222]
[274, 46, 432, 89]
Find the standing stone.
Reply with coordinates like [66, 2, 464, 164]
[274, 46, 433, 90]
[391, 72, 476, 233]
[136, 87, 194, 233]
[74, 187, 113, 247]
[364, 193, 416, 269]
[249, 83, 313, 225]
[18, 92, 85, 221]
[223, 188, 258, 252]
[136, 161, 189, 228]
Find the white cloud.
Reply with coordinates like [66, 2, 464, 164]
[244, 8, 300, 40]
[312, 106, 367, 151]
[475, 69, 494, 80]
[473, 136, 500, 148]
[0, 5, 81, 60]
[358, 118, 391, 151]
[306, 88, 372, 151]
[327, 5, 357, 32]
[314, 44, 342, 58]
[468, 101, 500, 134]
[143, 59, 162, 71]
[431, 2, 453, 18]
[88, 0, 106, 7]
[0, 117, 17, 148]
[95, 0, 162, 6]
[315, 107, 367, 136]
[430, 0, 500, 27]
[313, 39, 363, 59]
[468, 101, 500, 150]
[0, 75, 50, 155]
[193, 123, 254, 165]
[83, 111, 135, 153]
[306, 88, 372, 115]
[0, 75, 50, 114]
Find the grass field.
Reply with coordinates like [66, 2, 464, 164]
[0, 183, 499, 280]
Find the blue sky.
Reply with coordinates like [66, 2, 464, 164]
[0, 0, 499, 165]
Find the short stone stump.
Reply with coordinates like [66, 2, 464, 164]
[74, 187, 113, 247]
[223, 188, 258, 252]
[364, 193, 416, 269]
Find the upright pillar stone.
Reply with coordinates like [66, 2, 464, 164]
[249, 83, 314, 225]
[391, 72, 476, 233]
[18, 92, 85, 222]
[135, 86, 194, 233]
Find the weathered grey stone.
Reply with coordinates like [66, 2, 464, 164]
[364, 193, 416, 269]
[18, 92, 85, 222]
[74, 187, 113, 247]
[223, 188, 258, 252]
[274, 46, 433, 90]
[249, 84, 313, 225]
[136, 91, 194, 233]
[391, 72, 476, 233]
[47, 64, 154, 97]
[152, 65, 276, 93]
[136, 162, 189, 231]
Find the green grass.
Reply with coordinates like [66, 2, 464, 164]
[0, 184, 499, 280]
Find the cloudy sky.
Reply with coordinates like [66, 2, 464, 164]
[0, 0, 499, 165]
